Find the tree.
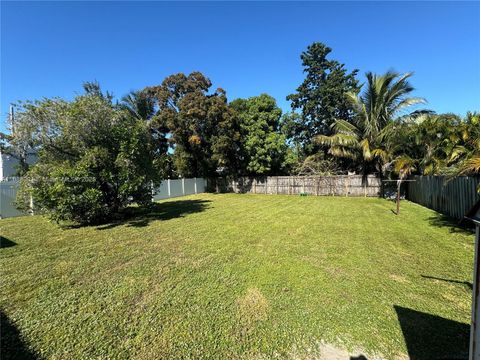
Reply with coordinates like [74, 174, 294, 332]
[0, 103, 40, 176]
[120, 90, 172, 175]
[230, 94, 289, 175]
[18, 90, 166, 225]
[286, 42, 360, 155]
[120, 90, 155, 121]
[453, 112, 480, 175]
[146, 72, 241, 178]
[317, 71, 425, 176]
[386, 111, 480, 177]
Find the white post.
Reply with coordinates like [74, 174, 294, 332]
[29, 194, 34, 216]
[182, 178, 185, 196]
[167, 179, 171, 198]
[194, 177, 197, 194]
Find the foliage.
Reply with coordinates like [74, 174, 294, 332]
[286, 42, 360, 156]
[146, 72, 241, 177]
[317, 71, 425, 176]
[0, 102, 43, 176]
[17, 93, 166, 224]
[293, 153, 341, 176]
[230, 94, 288, 175]
[455, 112, 480, 175]
[387, 111, 480, 178]
[0, 194, 472, 358]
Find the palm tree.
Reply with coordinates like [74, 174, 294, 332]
[120, 90, 156, 121]
[317, 71, 425, 176]
[453, 112, 480, 176]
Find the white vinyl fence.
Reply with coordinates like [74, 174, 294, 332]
[153, 178, 207, 200]
[0, 180, 23, 219]
[0, 178, 207, 219]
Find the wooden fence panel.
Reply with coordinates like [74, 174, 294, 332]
[407, 175, 480, 220]
[210, 175, 382, 197]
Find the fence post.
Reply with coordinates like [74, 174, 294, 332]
[194, 177, 197, 194]
[151, 181, 155, 202]
[182, 178, 185, 196]
[29, 194, 34, 216]
[167, 179, 171, 198]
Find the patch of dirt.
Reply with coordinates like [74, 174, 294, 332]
[236, 287, 269, 323]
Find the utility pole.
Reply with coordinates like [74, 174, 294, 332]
[9, 105, 15, 135]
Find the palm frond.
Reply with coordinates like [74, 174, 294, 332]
[371, 148, 389, 163]
[459, 155, 480, 175]
[328, 146, 358, 160]
[394, 155, 416, 179]
[316, 133, 359, 147]
[359, 138, 372, 160]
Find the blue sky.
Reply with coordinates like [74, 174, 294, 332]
[1, 1, 479, 133]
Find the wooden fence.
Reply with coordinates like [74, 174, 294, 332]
[209, 175, 382, 197]
[407, 175, 480, 220]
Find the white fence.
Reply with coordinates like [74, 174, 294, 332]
[0, 180, 23, 219]
[153, 178, 207, 200]
[0, 178, 207, 219]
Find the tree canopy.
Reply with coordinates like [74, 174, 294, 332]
[146, 72, 241, 178]
[286, 42, 360, 156]
[230, 94, 289, 175]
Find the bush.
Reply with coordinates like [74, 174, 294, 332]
[17, 94, 165, 225]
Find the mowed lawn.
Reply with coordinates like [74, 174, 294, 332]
[0, 194, 474, 359]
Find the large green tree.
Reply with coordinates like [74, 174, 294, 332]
[317, 71, 425, 176]
[286, 42, 360, 155]
[146, 72, 240, 178]
[230, 94, 289, 175]
[17, 89, 166, 224]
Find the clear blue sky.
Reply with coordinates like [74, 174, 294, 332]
[1, 1, 479, 133]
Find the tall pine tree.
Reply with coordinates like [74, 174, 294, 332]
[286, 42, 360, 156]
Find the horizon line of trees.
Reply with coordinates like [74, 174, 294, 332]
[1, 41, 478, 224]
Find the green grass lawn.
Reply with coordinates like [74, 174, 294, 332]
[0, 194, 474, 359]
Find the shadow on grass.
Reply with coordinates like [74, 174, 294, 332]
[394, 305, 469, 360]
[421, 275, 472, 290]
[1, 310, 39, 359]
[0, 236, 17, 248]
[427, 213, 473, 235]
[96, 199, 211, 230]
